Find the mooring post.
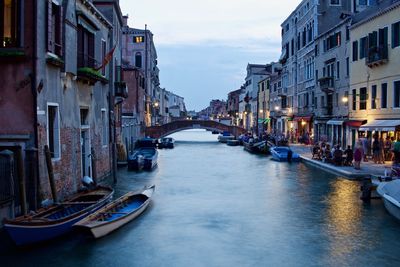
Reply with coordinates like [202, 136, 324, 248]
[360, 177, 372, 202]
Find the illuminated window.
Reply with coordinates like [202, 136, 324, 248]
[134, 36, 144, 43]
[1, 0, 19, 48]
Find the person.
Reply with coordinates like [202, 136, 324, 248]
[384, 137, 392, 161]
[393, 138, 400, 164]
[354, 141, 363, 170]
[379, 136, 385, 164]
[333, 145, 343, 166]
[361, 135, 369, 162]
[372, 137, 380, 163]
[325, 144, 332, 163]
[344, 145, 353, 166]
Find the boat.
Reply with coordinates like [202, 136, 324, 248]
[218, 131, 235, 143]
[243, 140, 270, 154]
[270, 146, 300, 162]
[211, 130, 220, 134]
[377, 179, 400, 221]
[227, 140, 240, 146]
[3, 186, 114, 246]
[158, 137, 175, 149]
[128, 138, 159, 171]
[74, 185, 155, 238]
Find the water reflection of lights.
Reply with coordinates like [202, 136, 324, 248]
[324, 179, 365, 261]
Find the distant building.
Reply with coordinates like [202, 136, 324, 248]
[122, 17, 160, 126]
[227, 88, 243, 125]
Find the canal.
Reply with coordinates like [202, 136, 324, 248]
[1, 129, 400, 266]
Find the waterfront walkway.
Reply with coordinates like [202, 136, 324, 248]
[290, 144, 392, 179]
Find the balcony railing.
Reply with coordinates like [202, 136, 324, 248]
[77, 52, 97, 68]
[366, 45, 388, 68]
[318, 77, 334, 93]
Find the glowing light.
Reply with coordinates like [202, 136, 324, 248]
[301, 120, 307, 126]
[274, 106, 280, 111]
[342, 96, 349, 103]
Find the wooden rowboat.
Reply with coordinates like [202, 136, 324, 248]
[74, 185, 155, 238]
[3, 186, 114, 246]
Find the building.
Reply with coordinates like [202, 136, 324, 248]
[0, 0, 37, 221]
[122, 18, 160, 126]
[227, 88, 243, 126]
[35, 0, 116, 201]
[349, 0, 400, 146]
[239, 64, 271, 132]
[257, 78, 270, 135]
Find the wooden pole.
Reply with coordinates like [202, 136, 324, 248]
[90, 147, 97, 186]
[44, 145, 58, 202]
[15, 148, 27, 215]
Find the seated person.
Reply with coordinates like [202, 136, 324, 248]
[324, 145, 332, 163]
[344, 145, 353, 166]
[312, 144, 321, 159]
[333, 145, 343, 166]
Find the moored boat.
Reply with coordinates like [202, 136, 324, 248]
[377, 179, 400, 221]
[3, 186, 114, 246]
[142, 147, 158, 170]
[74, 185, 155, 238]
[218, 131, 235, 143]
[243, 140, 270, 154]
[158, 137, 175, 149]
[227, 140, 240, 146]
[270, 146, 300, 162]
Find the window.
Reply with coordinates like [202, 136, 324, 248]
[360, 37, 367, 59]
[330, 0, 340, 5]
[371, 85, 377, 109]
[352, 89, 357, 110]
[291, 39, 294, 56]
[381, 83, 387, 108]
[0, 0, 19, 48]
[352, 41, 358, 61]
[314, 97, 318, 108]
[48, 104, 60, 159]
[346, 26, 350, 41]
[395, 81, 400, 108]
[47, 1, 63, 56]
[325, 32, 341, 50]
[134, 36, 144, 43]
[77, 25, 95, 68]
[135, 52, 142, 68]
[359, 87, 367, 110]
[321, 95, 325, 107]
[101, 109, 107, 146]
[346, 57, 349, 76]
[392, 21, 400, 48]
[336, 61, 340, 79]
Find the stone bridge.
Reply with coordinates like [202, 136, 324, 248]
[145, 120, 246, 138]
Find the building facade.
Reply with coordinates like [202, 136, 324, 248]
[349, 0, 400, 146]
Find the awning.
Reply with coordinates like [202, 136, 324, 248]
[327, 119, 346, 125]
[359, 119, 400, 131]
[294, 116, 312, 122]
[345, 120, 365, 128]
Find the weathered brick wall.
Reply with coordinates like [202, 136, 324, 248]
[37, 125, 82, 201]
[91, 133, 111, 181]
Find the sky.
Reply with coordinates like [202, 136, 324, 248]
[119, 0, 300, 111]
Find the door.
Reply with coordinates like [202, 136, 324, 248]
[81, 129, 91, 177]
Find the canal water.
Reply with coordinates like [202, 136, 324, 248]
[1, 129, 400, 267]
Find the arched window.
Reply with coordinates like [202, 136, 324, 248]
[135, 52, 142, 68]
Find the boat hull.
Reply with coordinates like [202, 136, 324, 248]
[74, 186, 155, 238]
[382, 194, 400, 221]
[3, 187, 113, 246]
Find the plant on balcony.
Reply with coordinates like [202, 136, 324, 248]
[0, 50, 25, 57]
[77, 67, 108, 84]
[46, 54, 64, 67]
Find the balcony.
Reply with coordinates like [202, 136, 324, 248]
[77, 53, 108, 85]
[366, 45, 388, 68]
[115, 81, 128, 98]
[322, 105, 333, 116]
[318, 77, 334, 93]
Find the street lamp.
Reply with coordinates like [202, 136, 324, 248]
[342, 96, 349, 103]
[274, 106, 280, 111]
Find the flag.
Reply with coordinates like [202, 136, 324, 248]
[95, 44, 116, 71]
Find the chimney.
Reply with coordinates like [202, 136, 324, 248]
[123, 15, 129, 27]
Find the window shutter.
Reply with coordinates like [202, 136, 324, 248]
[88, 33, 95, 67]
[58, 5, 63, 56]
[47, 0, 53, 52]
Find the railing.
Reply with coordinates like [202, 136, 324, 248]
[366, 45, 388, 67]
[318, 77, 334, 93]
[77, 52, 97, 68]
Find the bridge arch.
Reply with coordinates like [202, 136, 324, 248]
[145, 120, 246, 139]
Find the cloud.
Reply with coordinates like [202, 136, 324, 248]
[119, 0, 300, 110]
